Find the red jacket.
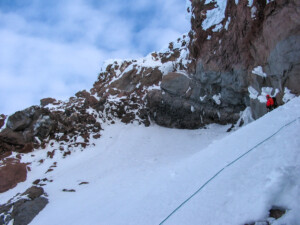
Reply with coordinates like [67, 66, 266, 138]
[266, 96, 274, 107]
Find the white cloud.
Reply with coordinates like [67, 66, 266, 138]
[0, 0, 189, 115]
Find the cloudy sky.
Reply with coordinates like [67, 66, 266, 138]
[0, 0, 190, 115]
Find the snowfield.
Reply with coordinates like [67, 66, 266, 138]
[1, 98, 300, 225]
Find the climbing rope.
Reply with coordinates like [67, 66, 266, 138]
[159, 117, 300, 225]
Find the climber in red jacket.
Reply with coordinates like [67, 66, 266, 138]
[266, 95, 274, 111]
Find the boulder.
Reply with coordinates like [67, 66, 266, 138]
[147, 90, 205, 129]
[0, 158, 27, 193]
[0, 186, 48, 225]
[22, 186, 45, 200]
[161, 72, 191, 96]
[111, 69, 139, 93]
[0, 128, 26, 146]
[40, 97, 56, 107]
[12, 197, 48, 225]
[0, 106, 56, 154]
[0, 128, 36, 154]
[6, 106, 38, 131]
[140, 68, 162, 87]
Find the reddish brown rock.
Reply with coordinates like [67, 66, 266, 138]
[93, 134, 101, 139]
[75, 90, 98, 107]
[0, 151, 12, 160]
[47, 150, 55, 159]
[20, 143, 34, 153]
[0, 114, 6, 129]
[0, 128, 26, 146]
[189, 0, 300, 75]
[0, 158, 27, 193]
[185, 0, 300, 121]
[40, 98, 56, 107]
[22, 186, 45, 200]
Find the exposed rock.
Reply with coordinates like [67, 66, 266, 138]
[244, 206, 287, 225]
[88, 36, 190, 127]
[161, 48, 180, 63]
[0, 158, 27, 193]
[20, 143, 34, 153]
[75, 90, 98, 108]
[0, 186, 48, 225]
[93, 134, 101, 139]
[0, 3, 298, 225]
[147, 68, 245, 128]
[265, 35, 300, 94]
[12, 197, 48, 225]
[40, 97, 56, 107]
[0, 114, 6, 129]
[0, 128, 26, 147]
[33, 115, 54, 139]
[269, 207, 286, 219]
[33, 179, 41, 185]
[62, 189, 76, 192]
[22, 186, 45, 200]
[0, 0, 299, 162]
[0, 106, 55, 155]
[161, 72, 191, 96]
[188, 0, 300, 120]
[6, 106, 38, 131]
[147, 90, 205, 129]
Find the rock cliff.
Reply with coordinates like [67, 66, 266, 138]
[188, 0, 300, 120]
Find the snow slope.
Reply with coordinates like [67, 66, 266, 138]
[1, 98, 300, 225]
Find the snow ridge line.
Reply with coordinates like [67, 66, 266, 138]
[159, 116, 300, 225]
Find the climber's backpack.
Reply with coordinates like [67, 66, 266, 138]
[272, 97, 278, 108]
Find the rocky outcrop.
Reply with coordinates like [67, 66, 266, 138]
[0, 106, 54, 154]
[0, 186, 48, 225]
[90, 0, 299, 127]
[0, 96, 103, 155]
[89, 36, 191, 127]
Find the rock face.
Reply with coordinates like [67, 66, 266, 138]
[188, 0, 300, 119]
